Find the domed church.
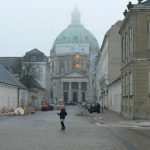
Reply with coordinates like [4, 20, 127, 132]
[50, 7, 99, 103]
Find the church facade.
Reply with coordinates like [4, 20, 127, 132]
[50, 7, 99, 103]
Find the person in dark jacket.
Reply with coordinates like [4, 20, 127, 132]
[57, 106, 67, 130]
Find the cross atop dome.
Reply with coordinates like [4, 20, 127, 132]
[71, 6, 81, 26]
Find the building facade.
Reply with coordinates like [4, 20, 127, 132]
[119, 0, 150, 119]
[96, 21, 122, 109]
[0, 49, 51, 109]
[108, 77, 121, 113]
[50, 7, 99, 103]
[21, 48, 51, 108]
[0, 65, 28, 110]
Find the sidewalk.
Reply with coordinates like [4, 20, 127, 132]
[88, 110, 150, 128]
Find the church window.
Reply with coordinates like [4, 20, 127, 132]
[75, 63, 81, 70]
[74, 53, 80, 60]
[67, 62, 70, 73]
[60, 60, 65, 73]
[63, 82, 69, 90]
[81, 82, 87, 90]
[71, 82, 78, 90]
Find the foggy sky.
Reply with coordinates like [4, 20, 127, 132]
[0, 0, 137, 57]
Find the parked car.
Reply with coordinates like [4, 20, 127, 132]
[40, 102, 54, 111]
[88, 102, 100, 113]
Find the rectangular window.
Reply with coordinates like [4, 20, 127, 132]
[125, 33, 128, 61]
[71, 82, 78, 90]
[129, 26, 133, 58]
[31, 56, 37, 62]
[125, 74, 128, 96]
[81, 82, 87, 90]
[148, 71, 150, 94]
[122, 37, 125, 62]
[148, 22, 150, 49]
[129, 72, 133, 96]
[63, 82, 69, 90]
[122, 76, 125, 96]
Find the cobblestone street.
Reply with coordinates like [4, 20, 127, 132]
[0, 106, 150, 150]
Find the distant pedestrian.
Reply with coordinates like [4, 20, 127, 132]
[57, 106, 67, 130]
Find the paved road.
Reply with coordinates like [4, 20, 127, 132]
[0, 106, 150, 150]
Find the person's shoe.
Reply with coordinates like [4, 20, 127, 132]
[62, 127, 65, 130]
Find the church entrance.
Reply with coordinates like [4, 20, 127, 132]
[82, 92, 85, 101]
[72, 92, 78, 103]
[64, 92, 68, 103]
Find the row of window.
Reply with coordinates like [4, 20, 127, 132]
[51, 60, 88, 74]
[22, 67, 42, 74]
[63, 82, 87, 90]
[57, 36, 96, 42]
[122, 22, 150, 62]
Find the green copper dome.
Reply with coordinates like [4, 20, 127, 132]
[52, 7, 99, 52]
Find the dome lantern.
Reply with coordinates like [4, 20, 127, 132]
[51, 7, 99, 53]
[71, 6, 81, 26]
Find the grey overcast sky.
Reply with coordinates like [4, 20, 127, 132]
[0, 0, 137, 57]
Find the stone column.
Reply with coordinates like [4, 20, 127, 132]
[78, 82, 81, 102]
[60, 82, 63, 99]
[86, 82, 89, 101]
[69, 82, 72, 102]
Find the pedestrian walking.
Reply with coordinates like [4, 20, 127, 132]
[57, 106, 67, 130]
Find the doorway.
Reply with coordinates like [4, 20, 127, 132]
[73, 92, 78, 103]
[64, 92, 68, 103]
[82, 92, 85, 101]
